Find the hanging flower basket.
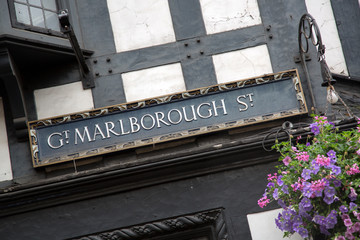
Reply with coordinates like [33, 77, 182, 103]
[258, 116, 360, 240]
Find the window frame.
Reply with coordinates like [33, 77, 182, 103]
[7, 0, 65, 37]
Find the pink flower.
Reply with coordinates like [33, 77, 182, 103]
[315, 155, 330, 166]
[257, 196, 270, 208]
[344, 218, 353, 227]
[296, 152, 310, 162]
[346, 164, 360, 175]
[357, 149, 360, 156]
[282, 156, 291, 166]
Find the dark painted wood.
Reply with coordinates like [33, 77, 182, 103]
[331, 0, 360, 77]
[168, 0, 206, 41]
[257, 0, 328, 113]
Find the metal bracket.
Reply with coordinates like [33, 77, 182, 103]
[58, 9, 94, 89]
[294, 53, 311, 63]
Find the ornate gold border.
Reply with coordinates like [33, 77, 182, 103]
[28, 69, 307, 167]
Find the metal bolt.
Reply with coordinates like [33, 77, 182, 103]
[187, 54, 191, 58]
[184, 43, 188, 47]
[269, 34, 273, 39]
[196, 39, 200, 43]
[108, 69, 112, 73]
[95, 72, 99, 76]
[93, 59, 97, 64]
[266, 25, 271, 31]
[106, 58, 111, 62]
[200, 50, 204, 55]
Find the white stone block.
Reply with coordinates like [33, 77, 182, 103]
[305, 0, 348, 75]
[34, 81, 94, 119]
[0, 98, 13, 181]
[122, 63, 186, 102]
[212, 44, 273, 84]
[199, 0, 262, 34]
[107, 0, 176, 52]
[247, 209, 303, 240]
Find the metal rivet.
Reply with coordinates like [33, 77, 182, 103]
[108, 69, 112, 73]
[269, 34, 273, 39]
[266, 25, 271, 31]
[95, 72, 99, 76]
[187, 54, 191, 58]
[93, 59, 97, 64]
[196, 39, 200, 43]
[106, 58, 111, 62]
[200, 51, 204, 55]
[184, 43, 188, 47]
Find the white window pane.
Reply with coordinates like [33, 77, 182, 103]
[108, 0, 176, 52]
[15, 3, 31, 24]
[34, 82, 94, 119]
[30, 7, 45, 28]
[42, 0, 57, 11]
[213, 45, 273, 84]
[29, 0, 42, 7]
[200, 0, 262, 34]
[122, 63, 186, 102]
[0, 98, 13, 181]
[45, 10, 60, 31]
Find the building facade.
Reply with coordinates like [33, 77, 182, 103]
[0, 0, 359, 239]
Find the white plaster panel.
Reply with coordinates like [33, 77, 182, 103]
[107, 0, 176, 52]
[0, 98, 13, 181]
[199, 0, 262, 34]
[122, 63, 186, 102]
[34, 81, 94, 119]
[247, 209, 302, 240]
[212, 45, 273, 84]
[305, 0, 348, 75]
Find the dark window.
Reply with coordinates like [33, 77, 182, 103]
[9, 0, 62, 35]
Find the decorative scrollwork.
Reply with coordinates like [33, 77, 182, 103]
[298, 13, 335, 87]
[71, 209, 228, 240]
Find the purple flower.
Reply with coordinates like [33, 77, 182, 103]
[282, 185, 289, 194]
[340, 205, 348, 213]
[306, 142, 311, 146]
[278, 199, 287, 208]
[323, 195, 335, 205]
[301, 169, 312, 180]
[293, 215, 302, 224]
[333, 179, 342, 187]
[275, 217, 283, 230]
[310, 122, 320, 135]
[349, 188, 358, 201]
[282, 156, 291, 166]
[353, 222, 360, 232]
[341, 214, 350, 220]
[320, 226, 331, 235]
[350, 202, 358, 211]
[344, 218, 353, 227]
[273, 188, 279, 200]
[325, 211, 337, 229]
[267, 182, 275, 188]
[310, 160, 320, 174]
[327, 150, 337, 159]
[345, 231, 355, 240]
[331, 165, 341, 175]
[277, 175, 284, 186]
[282, 219, 293, 232]
[298, 227, 308, 238]
[324, 186, 336, 197]
[300, 197, 313, 211]
[302, 183, 313, 198]
[314, 215, 326, 225]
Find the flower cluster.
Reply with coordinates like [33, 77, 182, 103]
[259, 116, 360, 239]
